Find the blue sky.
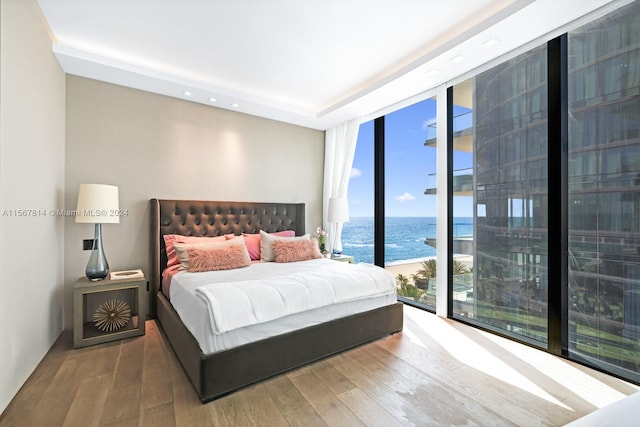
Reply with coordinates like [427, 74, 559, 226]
[348, 97, 473, 217]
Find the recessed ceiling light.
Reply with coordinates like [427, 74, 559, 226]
[231, 103, 239, 108]
[425, 69, 440, 77]
[482, 38, 500, 47]
[183, 91, 192, 96]
[209, 97, 217, 103]
[450, 55, 466, 64]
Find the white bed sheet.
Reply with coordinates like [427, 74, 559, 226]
[169, 258, 398, 354]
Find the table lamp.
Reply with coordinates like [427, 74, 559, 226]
[76, 184, 119, 281]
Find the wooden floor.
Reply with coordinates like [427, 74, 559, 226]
[1, 306, 638, 427]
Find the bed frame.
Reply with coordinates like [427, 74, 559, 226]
[149, 198, 403, 402]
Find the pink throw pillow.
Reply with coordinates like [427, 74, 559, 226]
[164, 234, 227, 268]
[272, 239, 322, 263]
[187, 244, 251, 272]
[240, 230, 295, 260]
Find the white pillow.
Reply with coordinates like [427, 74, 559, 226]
[259, 230, 309, 262]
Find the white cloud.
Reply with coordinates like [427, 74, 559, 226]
[350, 167, 362, 179]
[396, 192, 415, 203]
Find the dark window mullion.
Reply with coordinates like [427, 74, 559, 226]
[374, 116, 385, 268]
[447, 87, 454, 317]
[547, 34, 569, 356]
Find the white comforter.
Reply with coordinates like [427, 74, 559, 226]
[194, 259, 396, 334]
[169, 258, 398, 353]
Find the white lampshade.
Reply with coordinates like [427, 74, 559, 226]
[75, 184, 120, 224]
[328, 197, 349, 223]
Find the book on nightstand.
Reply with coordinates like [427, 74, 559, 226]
[109, 269, 144, 280]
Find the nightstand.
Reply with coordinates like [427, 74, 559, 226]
[73, 273, 146, 348]
[330, 254, 354, 263]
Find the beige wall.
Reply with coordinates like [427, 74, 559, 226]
[0, 0, 66, 414]
[64, 76, 325, 327]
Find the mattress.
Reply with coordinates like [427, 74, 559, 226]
[169, 258, 398, 354]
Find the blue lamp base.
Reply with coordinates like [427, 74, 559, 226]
[86, 223, 109, 281]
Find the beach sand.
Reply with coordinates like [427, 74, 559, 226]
[385, 262, 423, 278]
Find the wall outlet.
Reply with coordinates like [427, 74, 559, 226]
[83, 239, 95, 250]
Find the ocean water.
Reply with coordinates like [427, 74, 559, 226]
[341, 217, 473, 265]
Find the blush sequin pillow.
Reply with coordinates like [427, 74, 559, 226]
[186, 244, 251, 272]
[272, 239, 323, 263]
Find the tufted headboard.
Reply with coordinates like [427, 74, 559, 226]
[149, 199, 305, 317]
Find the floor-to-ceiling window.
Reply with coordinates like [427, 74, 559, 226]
[567, 0, 640, 382]
[449, 81, 475, 318]
[343, 120, 375, 264]
[385, 97, 438, 309]
[452, 45, 550, 345]
[342, 0, 639, 385]
[344, 98, 439, 309]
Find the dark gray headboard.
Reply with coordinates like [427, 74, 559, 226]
[149, 199, 305, 317]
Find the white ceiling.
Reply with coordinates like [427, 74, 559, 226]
[37, 0, 626, 130]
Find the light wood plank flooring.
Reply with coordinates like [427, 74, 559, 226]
[1, 305, 638, 426]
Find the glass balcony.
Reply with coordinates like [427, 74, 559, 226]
[424, 168, 473, 195]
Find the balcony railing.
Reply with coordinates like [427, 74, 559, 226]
[425, 167, 473, 195]
[424, 111, 474, 144]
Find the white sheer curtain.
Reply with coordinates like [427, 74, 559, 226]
[323, 118, 360, 253]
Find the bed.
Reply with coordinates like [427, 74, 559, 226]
[149, 199, 403, 402]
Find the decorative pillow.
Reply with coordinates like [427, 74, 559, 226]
[174, 237, 249, 270]
[260, 230, 310, 262]
[164, 234, 227, 268]
[272, 239, 323, 263]
[187, 244, 251, 272]
[237, 230, 295, 260]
